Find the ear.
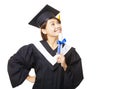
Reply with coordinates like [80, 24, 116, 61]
[41, 29, 47, 34]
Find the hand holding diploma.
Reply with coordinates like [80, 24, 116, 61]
[57, 33, 67, 71]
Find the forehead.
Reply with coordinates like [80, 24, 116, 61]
[47, 18, 59, 23]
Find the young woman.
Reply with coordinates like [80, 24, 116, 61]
[8, 4, 84, 89]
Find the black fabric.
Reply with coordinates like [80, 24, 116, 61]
[7, 41, 84, 89]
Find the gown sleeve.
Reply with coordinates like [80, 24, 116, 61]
[64, 48, 84, 89]
[7, 44, 34, 88]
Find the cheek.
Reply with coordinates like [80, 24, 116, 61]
[46, 25, 56, 33]
[46, 25, 53, 30]
[48, 27, 55, 32]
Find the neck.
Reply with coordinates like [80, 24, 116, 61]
[47, 37, 58, 50]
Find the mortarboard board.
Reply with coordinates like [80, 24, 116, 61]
[29, 4, 60, 28]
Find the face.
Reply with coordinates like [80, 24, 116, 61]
[42, 18, 62, 38]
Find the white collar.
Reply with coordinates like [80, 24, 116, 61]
[33, 41, 71, 65]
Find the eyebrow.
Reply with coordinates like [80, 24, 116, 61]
[49, 21, 55, 23]
[49, 20, 58, 24]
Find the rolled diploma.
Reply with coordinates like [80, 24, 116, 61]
[57, 33, 63, 54]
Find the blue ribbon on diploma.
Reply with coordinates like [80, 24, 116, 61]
[57, 38, 66, 54]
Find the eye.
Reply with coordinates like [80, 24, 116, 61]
[51, 23, 55, 25]
[56, 21, 60, 24]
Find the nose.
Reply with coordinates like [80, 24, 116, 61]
[56, 22, 61, 28]
[56, 27, 61, 30]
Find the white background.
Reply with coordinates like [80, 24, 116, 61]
[0, 0, 120, 89]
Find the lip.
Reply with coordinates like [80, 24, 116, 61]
[54, 29, 62, 33]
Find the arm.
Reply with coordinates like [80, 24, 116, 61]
[7, 45, 34, 88]
[64, 48, 84, 89]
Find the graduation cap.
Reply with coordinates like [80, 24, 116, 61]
[29, 4, 60, 28]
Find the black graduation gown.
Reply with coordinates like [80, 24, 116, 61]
[7, 40, 83, 89]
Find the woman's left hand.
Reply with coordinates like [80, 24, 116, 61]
[56, 54, 67, 71]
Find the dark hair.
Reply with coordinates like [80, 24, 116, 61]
[40, 17, 61, 41]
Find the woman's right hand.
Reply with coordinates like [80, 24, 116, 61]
[26, 75, 36, 83]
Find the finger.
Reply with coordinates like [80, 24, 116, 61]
[57, 58, 61, 63]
